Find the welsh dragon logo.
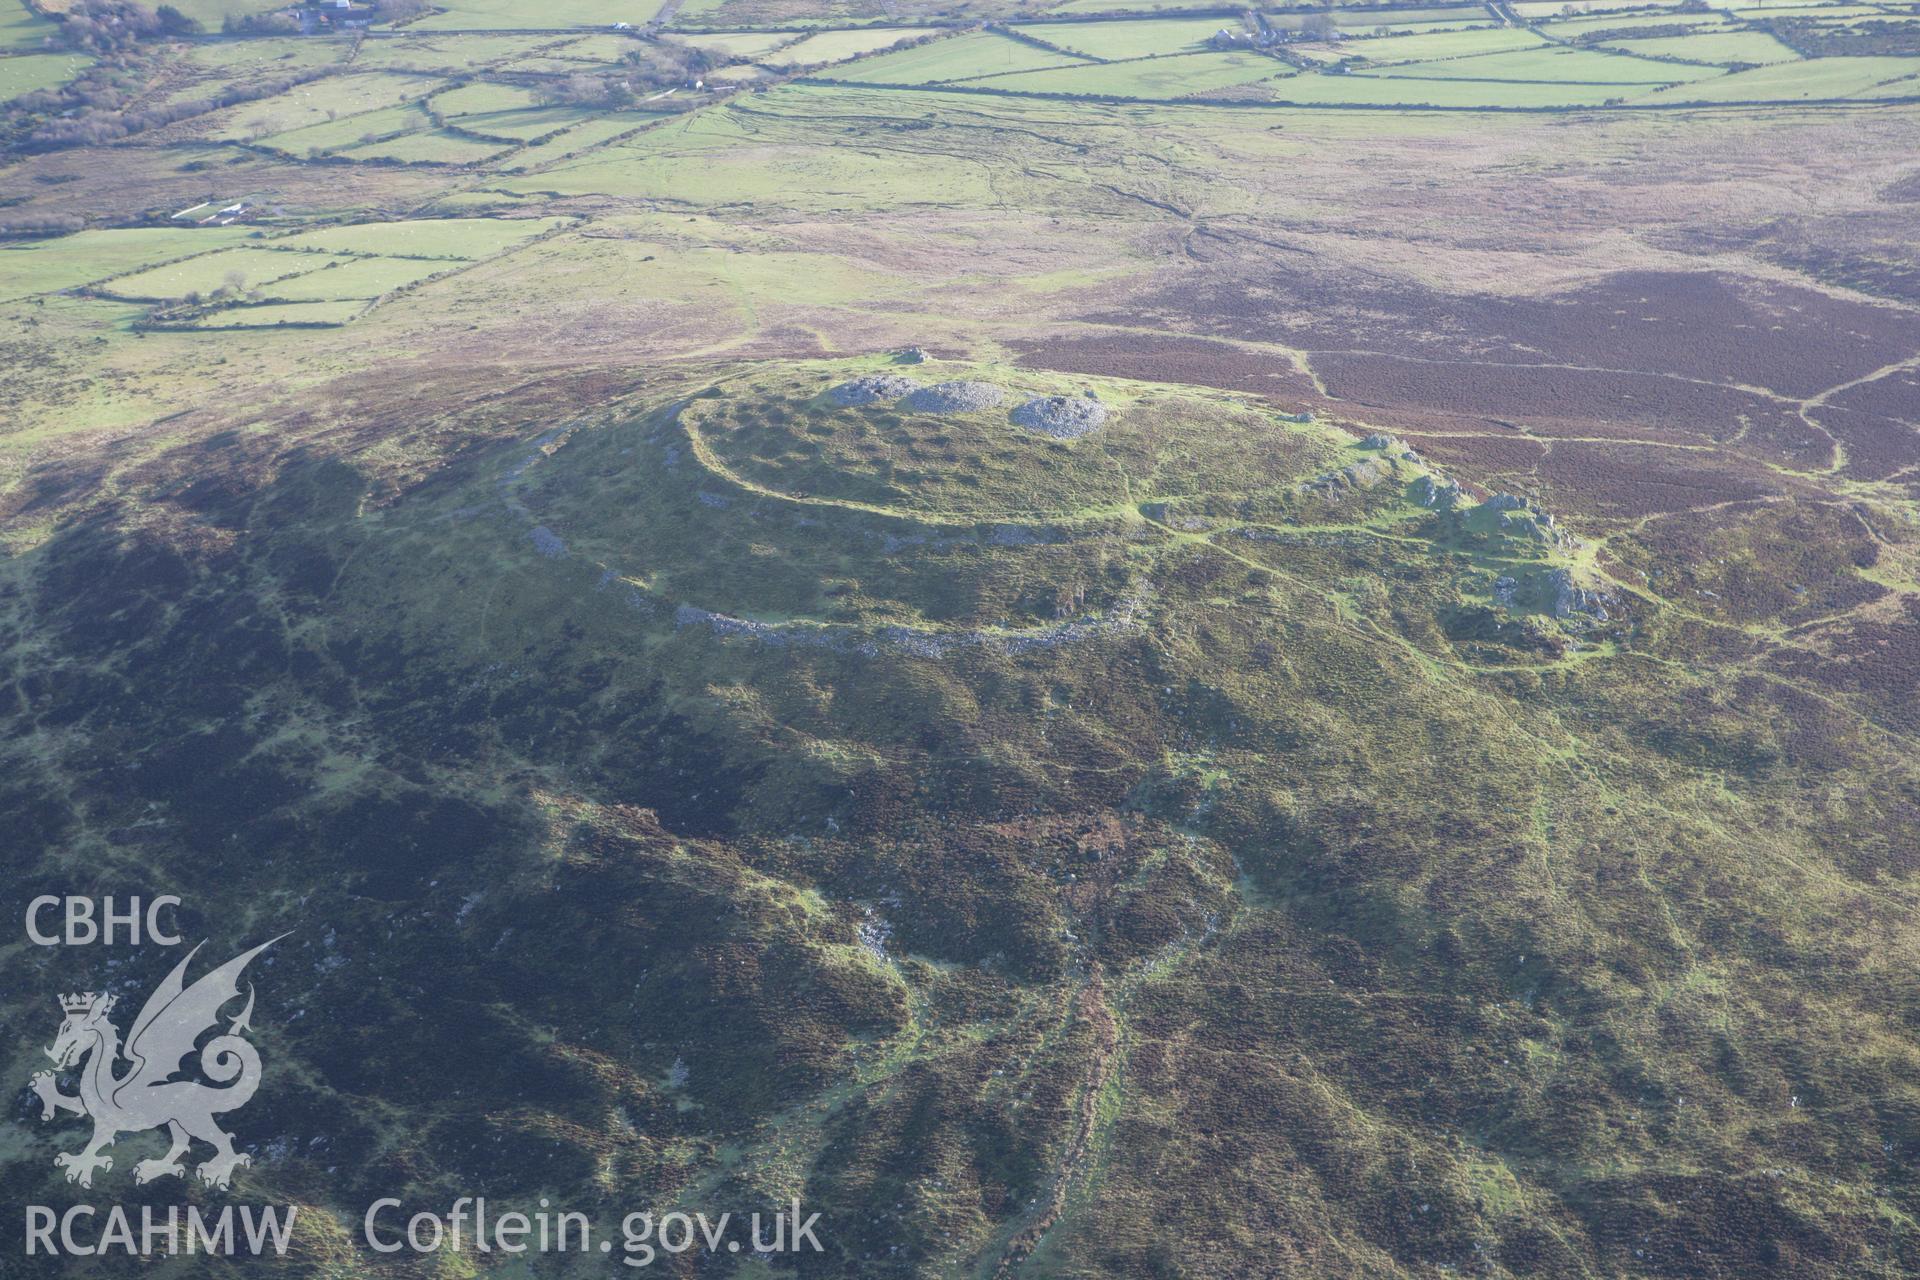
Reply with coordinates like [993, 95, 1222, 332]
[30, 937, 282, 1190]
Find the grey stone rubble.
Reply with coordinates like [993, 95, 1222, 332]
[597, 568, 655, 616]
[1546, 568, 1612, 621]
[1307, 456, 1393, 494]
[1490, 569, 1610, 621]
[1501, 510, 1563, 544]
[829, 374, 921, 406]
[670, 587, 1152, 658]
[857, 914, 893, 960]
[901, 380, 1006, 413]
[1414, 475, 1462, 509]
[1360, 432, 1421, 462]
[673, 604, 842, 648]
[1474, 492, 1571, 547]
[498, 426, 575, 519]
[1011, 393, 1108, 439]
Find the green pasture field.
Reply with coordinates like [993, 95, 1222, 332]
[0, 0, 54, 52]
[662, 0, 926, 22]
[1853, 66, 1920, 95]
[1598, 29, 1802, 62]
[349, 34, 569, 71]
[1270, 15, 1494, 34]
[1511, 0, 1686, 12]
[494, 112, 656, 168]
[976, 50, 1289, 96]
[210, 73, 442, 139]
[1292, 68, 1632, 104]
[1505, 0, 1689, 11]
[658, 0, 727, 20]
[498, 55, 615, 72]
[757, 27, 938, 64]
[668, 29, 800, 57]
[418, 189, 559, 213]
[1049, 0, 1236, 11]
[1386, 45, 1720, 81]
[150, 0, 289, 25]
[180, 36, 350, 72]
[255, 255, 451, 300]
[1536, 11, 1732, 32]
[451, 104, 599, 140]
[1811, 12, 1920, 27]
[0, 229, 259, 303]
[1725, 1, 1885, 13]
[1011, 17, 1244, 60]
[262, 103, 431, 153]
[1628, 53, 1920, 98]
[818, 32, 1092, 83]
[458, 232, 906, 323]
[340, 129, 517, 163]
[1021, 16, 1244, 59]
[268, 216, 569, 259]
[546, 33, 652, 59]
[525, 102, 1002, 205]
[1272, 4, 1493, 26]
[1339, 26, 1548, 62]
[181, 299, 368, 326]
[96, 246, 338, 300]
[1265, 6, 1497, 40]
[433, 81, 548, 115]
[1287, 43, 1357, 63]
[412, 0, 662, 29]
[0, 51, 90, 101]
[1722, 0, 1885, 8]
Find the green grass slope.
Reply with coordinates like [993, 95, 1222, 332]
[4, 358, 1917, 1277]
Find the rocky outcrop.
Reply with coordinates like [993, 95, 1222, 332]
[1414, 475, 1462, 509]
[1546, 568, 1611, 621]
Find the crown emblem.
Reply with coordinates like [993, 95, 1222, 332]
[34, 938, 281, 1191]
